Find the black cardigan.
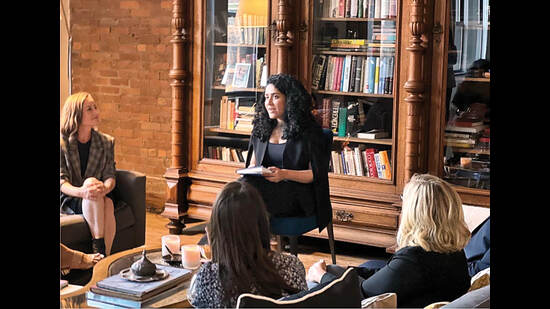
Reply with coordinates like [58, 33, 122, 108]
[321, 246, 471, 308]
[244, 126, 332, 232]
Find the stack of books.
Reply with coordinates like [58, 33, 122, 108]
[444, 115, 487, 149]
[86, 264, 192, 308]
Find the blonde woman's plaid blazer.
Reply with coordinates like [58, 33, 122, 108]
[60, 129, 116, 189]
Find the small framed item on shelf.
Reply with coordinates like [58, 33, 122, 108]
[232, 63, 251, 88]
[221, 64, 235, 86]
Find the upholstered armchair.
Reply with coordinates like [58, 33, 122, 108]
[60, 169, 146, 254]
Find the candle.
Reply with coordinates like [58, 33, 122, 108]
[161, 235, 181, 257]
[181, 244, 201, 269]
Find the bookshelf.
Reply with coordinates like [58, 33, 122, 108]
[163, 0, 490, 249]
[311, 0, 398, 182]
[203, 0, 269, 164]
[428, 0, 491, 204]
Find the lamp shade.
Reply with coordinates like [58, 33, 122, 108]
[236, 0, 268, 27]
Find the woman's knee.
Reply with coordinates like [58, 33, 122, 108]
[83, 177, 99, 186]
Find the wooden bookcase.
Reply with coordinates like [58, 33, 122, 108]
[162, 0, 490, 251]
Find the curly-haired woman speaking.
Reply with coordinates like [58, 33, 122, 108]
[242, 74, 332, 233]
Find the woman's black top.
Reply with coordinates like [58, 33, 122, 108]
[78, 139, 91, 177]
[243, 126, 332, 231]
[320, 246, 471, 308]
[264, 142, 286, 168]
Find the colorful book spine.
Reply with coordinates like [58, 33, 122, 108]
[330, 100, 341, 134]
[379, 150, 392, 179]
[337, 106, 347, 137]
[364, 148, 378, 178]
[340, 151, 347, 174]
[353, 147, 364, 176]
[374, 152, 384, 178]
[367, 57, 376, 94]
[361, 148, 370, 177]
[373, 57, 380, 94]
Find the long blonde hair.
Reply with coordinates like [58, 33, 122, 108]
[60, 92, 92, 137]
[397, 173, 471, 253]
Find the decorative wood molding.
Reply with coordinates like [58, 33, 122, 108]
[275, 0, 293, 73]
[403, 0, 426, 183]
[162, 0, 190, 234]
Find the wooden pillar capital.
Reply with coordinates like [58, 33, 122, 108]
[275, 0, 294, 74]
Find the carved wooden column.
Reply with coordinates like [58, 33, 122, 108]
[275, 0, 293, 74]
[162, 0, 190, 234]
[403, 0, 426, 183]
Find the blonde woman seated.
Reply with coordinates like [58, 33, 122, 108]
[188, 181, 307, 308]
[307, 174, 471, 308]
[60, 92, 117, 256]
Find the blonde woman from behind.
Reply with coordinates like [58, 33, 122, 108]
[307, 174, 471, 308]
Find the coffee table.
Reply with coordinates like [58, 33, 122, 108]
[60, 245, 202, 308]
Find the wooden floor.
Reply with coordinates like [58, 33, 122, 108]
[144, 211, 392, 270]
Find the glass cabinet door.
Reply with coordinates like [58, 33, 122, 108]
[311, 0, 398, 181]
[442, 0, 490, 190]
[203, 0, 269, 163]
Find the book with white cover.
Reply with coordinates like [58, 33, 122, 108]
[357, 129, 389, 139]
[236, 166, 273, 175]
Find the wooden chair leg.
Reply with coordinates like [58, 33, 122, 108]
[327, 220, 336, 264]
[289, 235, 298, 256]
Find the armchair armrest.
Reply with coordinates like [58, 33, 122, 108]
[115, 169, 146, 247]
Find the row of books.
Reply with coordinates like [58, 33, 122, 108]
[314, 98, 365, 137]
[330, 39, 396, 49]
[371, 20, 396, 42]
[227, 25, 267, 45]
[86, 264, 192, 308]
[331, 147, 392, 179]
[312, 54, 395, 95]
[219, 96, 255, 132]
[319, 0, 397, 19]
[205, 146, 249, 163]
[227, 13, 268, 45]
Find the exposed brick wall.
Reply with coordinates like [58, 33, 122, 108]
[70, 0, 174, 211]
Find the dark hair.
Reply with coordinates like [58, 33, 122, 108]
[208, 181, 300, 305]
[252, 74, 318, 142]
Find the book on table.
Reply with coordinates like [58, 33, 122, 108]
[89, 263, 192, 297]
[86, 281, 189, 308]
[236, 166, 273, 175]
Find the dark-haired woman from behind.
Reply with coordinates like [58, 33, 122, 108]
[187, 181, 307, 308]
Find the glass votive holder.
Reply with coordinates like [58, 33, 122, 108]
[181, 244, 201, 269]
[161, 235, 181, 262]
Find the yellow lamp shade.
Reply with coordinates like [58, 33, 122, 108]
[236, 0, 268, 27]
